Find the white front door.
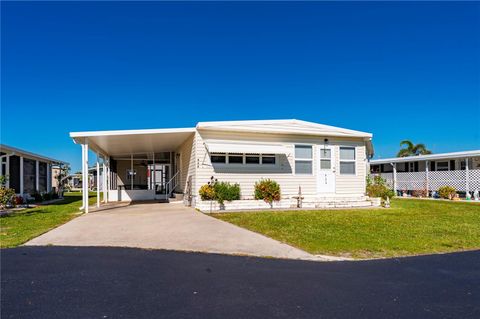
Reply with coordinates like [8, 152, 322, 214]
[317, 146, 335, 194]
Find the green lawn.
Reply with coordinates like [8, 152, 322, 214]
[212, 199, 480, 259]
[0, 192, 95, 248]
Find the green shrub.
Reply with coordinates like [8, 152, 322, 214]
[42, 192, 52, 201]
[199, 184, 216, 201]
[32, 192, 43, 202]
[199, 177, 241, 205]
[214, 182, 241, 205]
[366, 175, 395, 200]
[254, 179, 281, 207]
[0, 187, 16, 208]
[438, 186, 456, 200]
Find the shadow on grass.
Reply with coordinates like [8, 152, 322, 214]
[42, 195, 82, 206]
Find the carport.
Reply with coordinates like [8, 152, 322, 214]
[70, 127, 196, 213]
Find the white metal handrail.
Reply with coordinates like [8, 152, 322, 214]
[165, 171, 180, 197]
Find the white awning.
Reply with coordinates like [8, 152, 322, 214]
[205, 141, 289, 154]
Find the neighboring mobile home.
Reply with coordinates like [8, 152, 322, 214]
[70, 119, 375, 212]
[0, 144, 67, 197]
[370, 150, 480, 196]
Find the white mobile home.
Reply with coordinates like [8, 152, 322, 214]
[70, 119, 376, 211]
[0, 144, 67, 197]
[370, 150, 480, 196]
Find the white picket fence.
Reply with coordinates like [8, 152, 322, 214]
[373, 169, 480, 192]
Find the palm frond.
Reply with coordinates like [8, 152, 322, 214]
[397, 149, 412, 157]
[399, 140, 414, 149]
[413, 143, 432, 155]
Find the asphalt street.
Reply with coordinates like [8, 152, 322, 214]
[1, 246, 479, 318]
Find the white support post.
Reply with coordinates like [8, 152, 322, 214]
[81, 142, 89, 213]
[47, 163, 51, 193]
[102, 158, 107, 203]
[130, 154, 134, 190]
[466, 157, 470, 194]
[107, 158, 110, 203]
[35, 160, 40, 192]
[152, 152, 156, 192]
[19, 157, 24, 196]
[59, 163, 63, 197]
[392, 163, 397, 195]
[425, 160, 429, 196]
[96, 153, 100, 208]
[5, 155, 10, 189]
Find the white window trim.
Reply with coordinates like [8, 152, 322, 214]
[339, 146, 357, 176]
[294, 144, 314, 175]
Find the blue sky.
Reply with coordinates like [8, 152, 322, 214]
[2, 2, 479, 171]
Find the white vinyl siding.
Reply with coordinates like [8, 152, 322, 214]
[175, 133, 196, 195]
[194, 130, 367, 199]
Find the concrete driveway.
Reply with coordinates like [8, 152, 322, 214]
[26, 202, 328, 261]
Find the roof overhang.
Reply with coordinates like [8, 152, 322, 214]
[371, 150, 480, 165]
[197, 119, 373, 138]
[198, 119, 374, 157]
[70, 127, 196, 156]
[0, 144, 68, 165]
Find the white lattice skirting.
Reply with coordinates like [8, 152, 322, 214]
[374, 169, 480, 192]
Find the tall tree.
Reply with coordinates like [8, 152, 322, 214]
[397, 140, 432, 157]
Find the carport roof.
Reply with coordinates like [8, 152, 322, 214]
[70, 127, 196, 156]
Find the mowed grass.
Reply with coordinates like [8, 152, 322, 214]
[212, 199, 480, 258]
[0, 192, 95, 248]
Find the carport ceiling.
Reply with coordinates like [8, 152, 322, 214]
[70, 128, 196, 156]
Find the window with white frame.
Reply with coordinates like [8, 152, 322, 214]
[339, 147, 356, 175]
[210, 153, 276, 165]
[295, 145, 313, 174]
[436, 161, 449, 171]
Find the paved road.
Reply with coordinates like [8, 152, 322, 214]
[1, 247, 479, 319]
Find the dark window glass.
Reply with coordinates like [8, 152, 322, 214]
[262, 156, 276, 164]
[246, 156, 260, 164]
[228, 155, 243, 164]
[211, 154, 226, 164]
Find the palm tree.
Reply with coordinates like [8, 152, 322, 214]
[397, 140, 432, 157]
